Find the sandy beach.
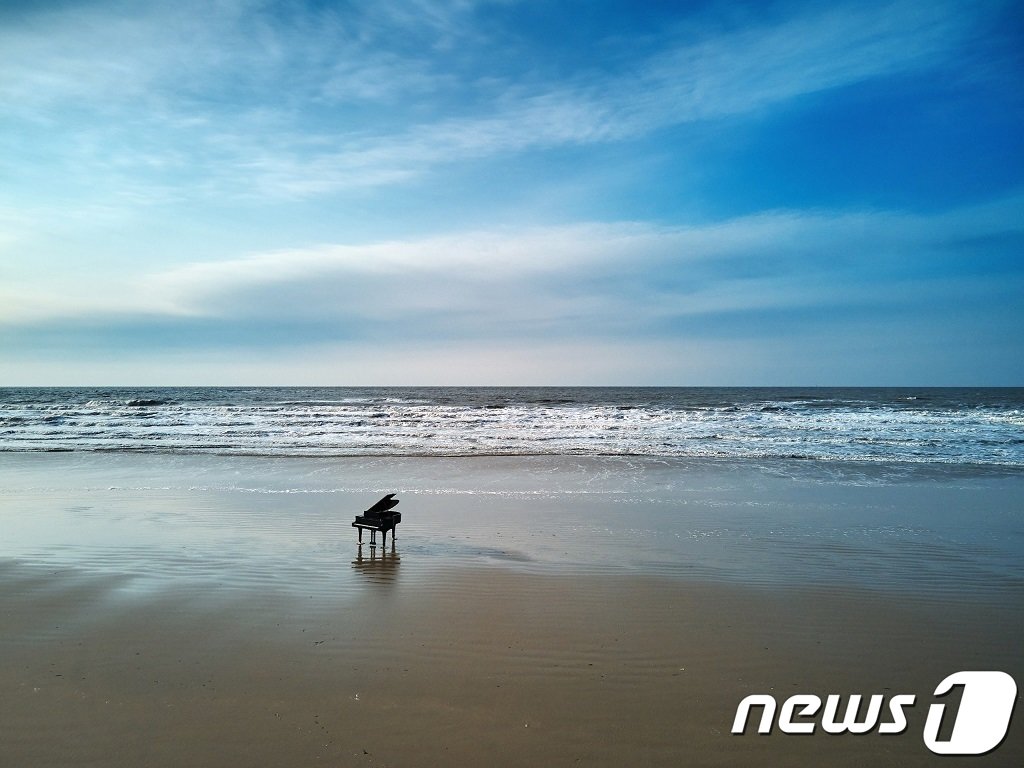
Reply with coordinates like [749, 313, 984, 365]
[2, 453, 1022, 766]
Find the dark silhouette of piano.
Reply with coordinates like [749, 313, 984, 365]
[352, 493, 402, 546]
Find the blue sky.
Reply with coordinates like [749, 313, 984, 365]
[1, 0, 1022, 385]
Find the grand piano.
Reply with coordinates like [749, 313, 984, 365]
[352, 493, 402, 546]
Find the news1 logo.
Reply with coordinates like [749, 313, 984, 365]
[732, 671, 1017, 755]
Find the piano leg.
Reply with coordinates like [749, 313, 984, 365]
[357, 528, 363, 544]
[370, 530, 377, 546]
[382, 529, 388, 548]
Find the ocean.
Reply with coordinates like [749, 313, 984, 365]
[1, 386, 1022, 467]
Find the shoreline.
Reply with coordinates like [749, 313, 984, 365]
[5, 449, 1024, 477]
[3, 451, 1022, 601]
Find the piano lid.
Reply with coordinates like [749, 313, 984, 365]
[364, 493, 400, 514]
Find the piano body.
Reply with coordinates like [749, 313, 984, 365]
[352, 493, 402, 546]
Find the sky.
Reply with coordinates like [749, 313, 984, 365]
[1, 0, 1022, 385]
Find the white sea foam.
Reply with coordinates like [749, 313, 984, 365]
[0, 387, 1022, 466]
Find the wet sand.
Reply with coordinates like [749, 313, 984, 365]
[1, 454, 1022, 765]
[3, 561, 1022, 766]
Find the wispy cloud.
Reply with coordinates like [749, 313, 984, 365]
[0, 0, 985, 202]
[224, 0, 978, 197]
[0, 0, 492, 112]
[0, 0, 486, 202]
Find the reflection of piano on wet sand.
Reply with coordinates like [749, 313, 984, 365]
[352, 493, 402, 546]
